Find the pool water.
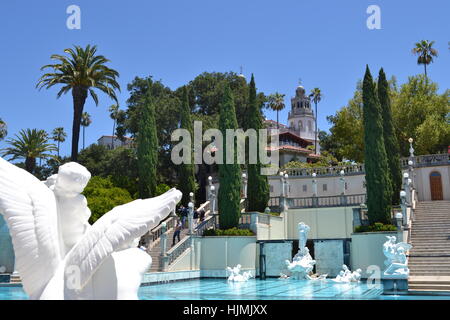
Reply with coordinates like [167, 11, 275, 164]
[1, 279, 449, 300]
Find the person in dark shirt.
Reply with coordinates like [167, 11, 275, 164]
[172, 219, 182, 246]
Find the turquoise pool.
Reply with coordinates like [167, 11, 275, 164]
[1, 279, 449, 300]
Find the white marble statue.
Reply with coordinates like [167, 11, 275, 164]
[298, 222, 310, 253]
[333, 265, 362, 283]
[382, 236, 412, 277]
[285, 222, 316, 280]
[226, 264, 252, 282]
[0, 158, 182, 300]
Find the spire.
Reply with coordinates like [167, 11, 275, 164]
[238, 66, 246, 79]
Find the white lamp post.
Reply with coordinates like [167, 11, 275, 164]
[339, 170, 346, 196]
[242, 173, 248, 199]
[188, 202, 194, 235]
[210, 186, 216, 215]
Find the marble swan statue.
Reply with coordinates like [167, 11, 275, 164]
[0, 158, 182, 300]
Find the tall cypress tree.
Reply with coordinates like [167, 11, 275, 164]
[137, 86, 158, 198]
[218, 84, 242, 229]
[178, 86, 197, 206]
[378, 68, 402, 205]
[362, 66, 392, 225]
[246, 74, 270, 212]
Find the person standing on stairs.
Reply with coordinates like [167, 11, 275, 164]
[172, 219, 182, 247]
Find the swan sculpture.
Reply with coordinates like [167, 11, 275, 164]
[0, 158, 182, 300]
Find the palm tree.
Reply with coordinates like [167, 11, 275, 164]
[309, 88, 322, 154]
[0, 118, 7, 140]
[412, 40, 438, 77]
[36, 45, 120, 161]
[267, 92, 285, 129]
[51, 127, 67, 157]
[80, 112, 92, 150]
[2, 129, 57, 173]
[109, 104, 119, 149]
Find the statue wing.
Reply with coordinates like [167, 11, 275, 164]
[0, 158, 61, 297]
[395, 242, 413, 252]
[64, 188, 182, 289]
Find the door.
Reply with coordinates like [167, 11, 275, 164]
[430, 171, 443, 201]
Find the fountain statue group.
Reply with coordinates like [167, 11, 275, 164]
[333, 265, 362, 283]
[285, 222, 318, 280]
[382, 236, 412, 277]
[0, 159, 182, 300]
[226, 264, 253, 282]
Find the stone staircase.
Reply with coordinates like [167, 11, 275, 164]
[408, 200, 450, 293]
[147, 225, 190, 272]
[9, 273, 21, 284]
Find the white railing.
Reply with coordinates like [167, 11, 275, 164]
[401, 153, 449, 168]
[268, 194, 366, 209]
[284, 164, 365, 177]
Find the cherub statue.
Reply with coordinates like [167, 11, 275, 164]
[226, 264, 251, 282]
[333, 265, 361, 283]
[226, 264, 242, 281]
[382, 236, 412, 276]
[0, 159, 182, 300]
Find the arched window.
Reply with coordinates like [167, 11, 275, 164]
[298, 120, 303, 131]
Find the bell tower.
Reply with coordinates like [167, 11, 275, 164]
[288, 85, 317, 142]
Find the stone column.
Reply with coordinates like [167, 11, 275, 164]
[408, 138, 415, 188]
[312, 173, 318, 207]
[400, 190, 407, 227]
[210, 186, 216, 215]
[403, 173, 411, 206]
[188, 202, 194, 235]
[160, 222, 168, 271]
[242, 173, 248, 199]
[283, 173, 289, 210]
[339, 170, 346, 205]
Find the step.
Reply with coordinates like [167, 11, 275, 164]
[409, 267, 450, 271]
[411, 272, 450, 276]
[408, 284, 450, 292]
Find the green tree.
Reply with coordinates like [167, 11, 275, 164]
[80, 112, 92, 150]
[309, 88, 322, 154]
[218, 84, 242, 229]
[109, 104, 119, 149]
[362, 66, 392, 225]
[378, 68, 402, 205]
[178, 86, 197, 206]
[51, 127, 67, 158]
[137, 84, 158, 198]
[116, 76, 180, 185]
[392, 75, 449, 155]
[83, 176, 133, 224]
[37, 45, 120, 161]
[0, 118, 7, 140]
[412, 40, 438, 77]
[246, 74, 270, 212]
[324, 75, 448, 161]
[267, 92, 285, 129]
[325, 81, 365, 162]
[2, 129, 57, 173]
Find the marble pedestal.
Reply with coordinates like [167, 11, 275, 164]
[382, 274, 409, 294]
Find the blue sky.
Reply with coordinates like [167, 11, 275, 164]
[0, 0, 448, 158]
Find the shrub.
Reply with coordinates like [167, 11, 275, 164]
[155, 183, 171, 196]
[83, 176, 133, 224]
[202, 227, 255, 237]
[354, 222, 397, 233]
